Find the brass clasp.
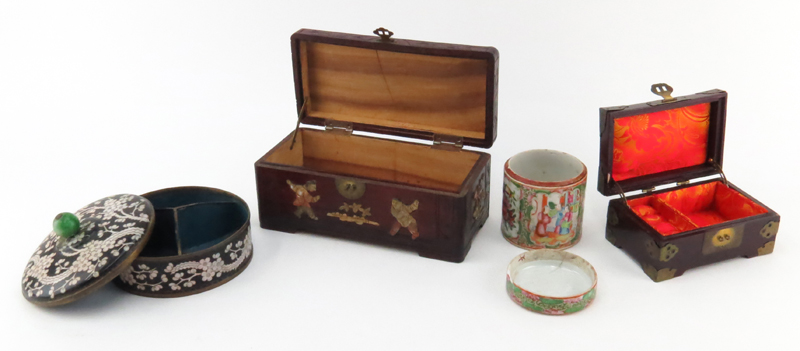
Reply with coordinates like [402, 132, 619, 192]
[373, 27, 394, 42]
[651, 83, 676, 103]
[335, 178, 366, 200]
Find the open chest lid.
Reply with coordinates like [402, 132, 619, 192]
[290, 28, 499, 149]
[597, 84, 728, 196]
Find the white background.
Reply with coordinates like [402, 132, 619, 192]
[1, 1, 798, 350]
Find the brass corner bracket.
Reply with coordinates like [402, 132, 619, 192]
[760, 221, 779, 239]
[643, 264, 677, 282]
[758, 241, 775, 256]
[646, 241, 679, 262]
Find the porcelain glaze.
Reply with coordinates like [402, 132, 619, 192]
[506, 249, 597, 315]
[502, 150, 587, 250]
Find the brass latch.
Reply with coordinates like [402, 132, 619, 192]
[324, 119, 354, 136]
[335, 178, 366, 200]
[373, 27, 394, 42]
[651, 83, 677, 103]
[432, 134, 463, 151]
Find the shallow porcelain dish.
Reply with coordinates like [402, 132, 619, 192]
[502, 149, 587, 250]
[506, 249, 597, 315]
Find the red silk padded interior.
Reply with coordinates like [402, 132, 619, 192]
[612, 103, 711, 181]
[628, 181, 767, 236]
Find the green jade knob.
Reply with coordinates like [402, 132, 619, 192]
[53, 212, 81, 238]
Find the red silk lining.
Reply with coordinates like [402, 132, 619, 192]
[612, 103, 711, 181]
[628, 181, 767, 236]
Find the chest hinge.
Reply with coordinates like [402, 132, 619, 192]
[432, 134, 464, 151]
[324, 119, 354, 136]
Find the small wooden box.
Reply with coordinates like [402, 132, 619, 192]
[598, 85, 780, 281]
[254, 28, 498, 262]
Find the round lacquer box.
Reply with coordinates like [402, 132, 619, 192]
[114, 187, 252, 298]
[21, 186, 252, 307]
[506, 250, 597, 315]
[502, 149, 587, 250]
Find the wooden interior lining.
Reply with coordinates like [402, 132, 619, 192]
[264, 129, 480, 193]
[264, 129, 303, 166]
[300, 41, 488, 139]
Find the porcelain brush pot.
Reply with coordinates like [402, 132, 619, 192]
[501, 149, 587, 250]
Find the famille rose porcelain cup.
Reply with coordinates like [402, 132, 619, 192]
[502, 150, 587, 250]
[506, 250, 597, 315]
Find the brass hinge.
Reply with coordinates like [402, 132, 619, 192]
[324, 119, 354, 136]
[432, 134, 463, 151]
[642, 187, 655, 193]
[677, 180, 690, 186]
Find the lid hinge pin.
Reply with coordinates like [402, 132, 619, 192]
[432, 134, 464, 151]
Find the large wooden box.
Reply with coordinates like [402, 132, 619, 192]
[598, 85, 780, 281]
[254, 28, 498, 262]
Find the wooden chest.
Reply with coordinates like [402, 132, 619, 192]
[598, 85, 780, 282]
[254, 28, 498, 262]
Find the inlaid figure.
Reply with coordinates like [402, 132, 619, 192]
[390, 199, 420, 239]
[287, 180, 320, 220]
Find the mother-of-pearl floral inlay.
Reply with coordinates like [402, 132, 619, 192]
[22, 194, 153, 301]
[118, 231, 252, 292]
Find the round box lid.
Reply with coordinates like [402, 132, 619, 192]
[506, 250, 597, 315]
[21, 194, 155, 307]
